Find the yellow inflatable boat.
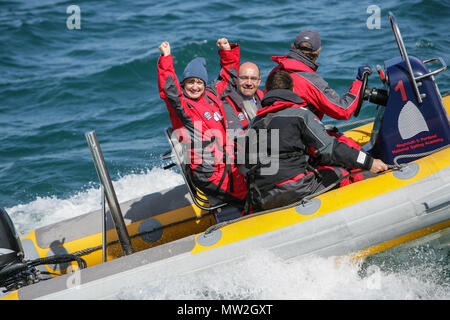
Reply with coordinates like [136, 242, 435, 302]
[1, 12, 449, 300]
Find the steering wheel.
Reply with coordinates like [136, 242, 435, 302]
[353, 72, 369, 118]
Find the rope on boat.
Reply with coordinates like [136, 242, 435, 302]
[393, 144, 449, 166]
[324, 117, 376, 130]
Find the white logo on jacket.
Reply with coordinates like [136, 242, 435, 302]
[213, 112, 223, 122]
[204, 112, 212, 120]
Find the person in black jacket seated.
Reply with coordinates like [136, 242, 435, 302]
[243, 70, 387, 211]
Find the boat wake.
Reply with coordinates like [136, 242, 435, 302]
[6, 167, 183, 236]
[4, 166, 449, 300]
[114, 249, 450, 300]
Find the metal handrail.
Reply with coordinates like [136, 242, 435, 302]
[415, 57, 447, 81]
[389, 12, 424, 104]
[101, 185, 107, 262]
[85, 131, 134, 256]
[164, 128, 227, 211]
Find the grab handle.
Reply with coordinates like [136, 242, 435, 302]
[86, 131, 134, 256]
[415, 57, 447, 81]
[389, 12, 424, 104]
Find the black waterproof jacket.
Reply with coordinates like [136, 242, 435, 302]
[243, 89, 373, 210]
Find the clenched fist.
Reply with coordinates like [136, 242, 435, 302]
[159, 41, 171, 56]
[216, 38, 231, 51]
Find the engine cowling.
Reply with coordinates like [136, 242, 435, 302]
[0, 207, 24, 271]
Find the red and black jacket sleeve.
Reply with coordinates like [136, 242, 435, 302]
[207, 43, 240, 98]
[158, 54, 192, 136]
[297, 109, 373, 170]
[292, 72, 363, 120]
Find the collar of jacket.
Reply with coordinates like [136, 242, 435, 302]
[257, 89, 305, 115]
[270, 50, 318, 72]
[224, 85, 263, 107]
[286, 49, 319, 71]
[183, 89, 222, 114]
[182, 89, 213, 105]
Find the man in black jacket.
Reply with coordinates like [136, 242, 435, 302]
[243, 70, 387, 211]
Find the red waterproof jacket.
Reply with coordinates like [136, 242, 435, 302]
[208, 44, 263, 131]
[158, 54, 247, 206]
[269, 51, 363, 120]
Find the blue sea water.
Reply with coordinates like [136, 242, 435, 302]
[0, 0, 449, 299]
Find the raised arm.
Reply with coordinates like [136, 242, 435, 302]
[157, 42, 183, 103]
[207, 38, 240, 97]
[157, 41, 195, 136]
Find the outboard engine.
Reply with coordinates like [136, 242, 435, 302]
[366, 13, 449, 165]
[0, 207, 24, 271]
[0, 207, 87, 293]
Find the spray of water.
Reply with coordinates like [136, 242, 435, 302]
[5, 167, 449, 300]
[115, 250, 449, 300]
[6, 167, 183, 236]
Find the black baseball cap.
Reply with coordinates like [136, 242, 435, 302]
[294, 30, 321, 51]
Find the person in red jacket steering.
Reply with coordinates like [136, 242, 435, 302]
[268, 30, 374, 182]
[157, 41, 247, 208]
[269, 30, 373, 121]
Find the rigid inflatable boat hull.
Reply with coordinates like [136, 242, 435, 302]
[4, 147, 449, 300]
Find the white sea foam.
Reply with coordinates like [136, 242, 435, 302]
[5, 167, 449, 300]
[6, 167, 183, 236]
[115, 250, 449, 300]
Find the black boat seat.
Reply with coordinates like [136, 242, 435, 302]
[163, 127, 228, 211]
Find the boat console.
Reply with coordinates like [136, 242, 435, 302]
[364, 12, 449, 164]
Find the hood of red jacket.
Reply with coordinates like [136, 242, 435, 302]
[257, 89, 307, 116]
[271, 48, 318, 72]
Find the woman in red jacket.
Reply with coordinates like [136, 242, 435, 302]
[157, 41, 247, 207]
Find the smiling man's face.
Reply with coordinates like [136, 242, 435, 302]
[237, 62, 261, 98]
